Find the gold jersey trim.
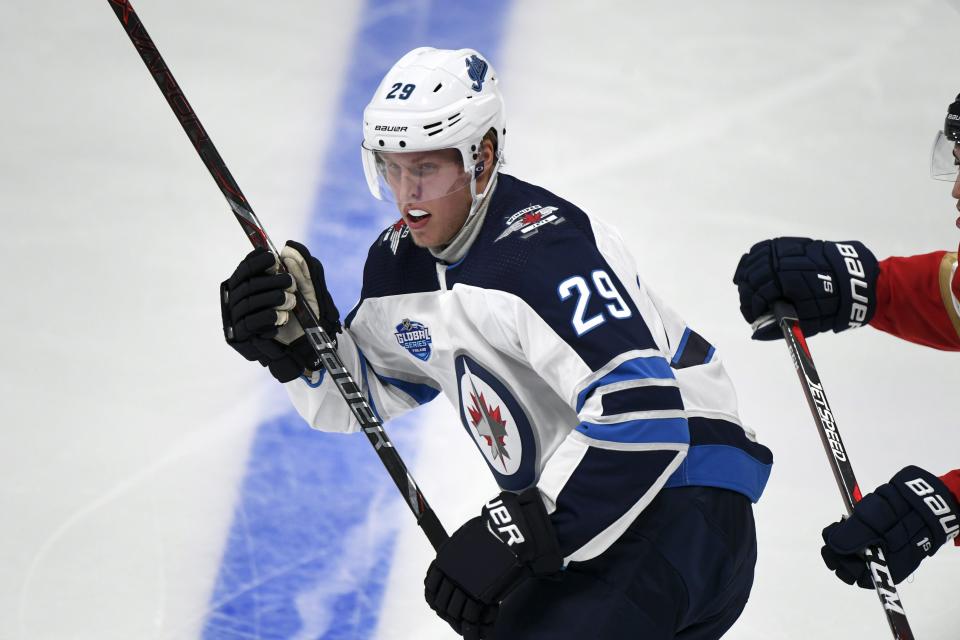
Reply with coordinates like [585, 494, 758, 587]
[939, 251, 960, 340]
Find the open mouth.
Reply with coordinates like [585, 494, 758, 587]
[405, 209, 432, 229]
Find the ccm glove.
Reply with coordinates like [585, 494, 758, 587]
[821, 465, 960, 588]
[424, 487, 562, 639]
[221, 241, 340, 383]
[732, 237, 878, 340]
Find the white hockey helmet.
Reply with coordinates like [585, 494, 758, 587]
[361, 47, 506, 210]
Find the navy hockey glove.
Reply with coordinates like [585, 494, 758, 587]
[424, 487, 562, 639]
[221, 241, 340, 383]
[821, 465, 960, 588]
[732, 237, 878, 340]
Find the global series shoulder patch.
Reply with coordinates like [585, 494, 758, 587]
[394, 318, 432, 361]
[495, 205, 564, 242]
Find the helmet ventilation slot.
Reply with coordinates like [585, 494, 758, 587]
[423, 113, 463, 137]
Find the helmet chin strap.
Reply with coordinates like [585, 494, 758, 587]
[430, 170, 499, 263]
[467, 154, 501, 218]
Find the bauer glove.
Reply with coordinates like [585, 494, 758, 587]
[424, 487, 562, 639]
[220, 241, 340, 383]
[732, 237, 878, 340]
[821, 465, 960, 588]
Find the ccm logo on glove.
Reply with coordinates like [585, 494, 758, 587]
[905, 476, 960, 541]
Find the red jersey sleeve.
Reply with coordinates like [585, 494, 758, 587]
[940, 469, 960, 546]
[869, 251, 960, 351]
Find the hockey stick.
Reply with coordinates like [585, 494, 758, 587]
[106, 0, 448, 551]
[769, 301, 914, 640]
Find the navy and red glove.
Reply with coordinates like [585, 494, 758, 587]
[732, 237, 879, 340]
[821, 465, 960, 588]
[424, 487, 562, 639]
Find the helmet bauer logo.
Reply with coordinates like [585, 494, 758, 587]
[466, 54, 488, 92]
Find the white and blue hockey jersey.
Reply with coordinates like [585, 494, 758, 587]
[286, 174, 772, 563]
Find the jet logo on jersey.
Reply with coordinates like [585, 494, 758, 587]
[468, 390, 511, 466]
[394, 318, 432, 361]
[381, 219, 409, 255]
[495, 205, 564, 242]
[460, 361, 520, 474]
[455, 355, 537, 490]
[466, 54, 488, 92]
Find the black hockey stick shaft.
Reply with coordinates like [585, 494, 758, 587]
[772, 301, 913, 640]
[106, 0, 447, 551]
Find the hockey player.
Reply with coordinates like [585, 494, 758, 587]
[221, 48, 772, 639]
[731, 93, 960, 590]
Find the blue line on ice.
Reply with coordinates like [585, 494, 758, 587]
[202, 2, 511, 638]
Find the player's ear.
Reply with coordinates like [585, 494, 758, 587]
[480, 137, 495, 165]
[475, 135, 496, 186]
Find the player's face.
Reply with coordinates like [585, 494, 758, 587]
[381, 148, 473, 248]
[383, 141, 495, 249]
[402, 186, 473, 249]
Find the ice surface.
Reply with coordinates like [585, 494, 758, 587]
[2, 1, 958, 639]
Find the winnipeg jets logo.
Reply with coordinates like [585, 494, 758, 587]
[467, 387, 510, 467]
[381, 219, 409, 254]
[459, 361, 522, 474]
[495, 205, 564, 242]
[466, 54, 488, 92]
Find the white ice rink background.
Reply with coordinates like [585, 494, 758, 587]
[2, 1, 959, 638]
